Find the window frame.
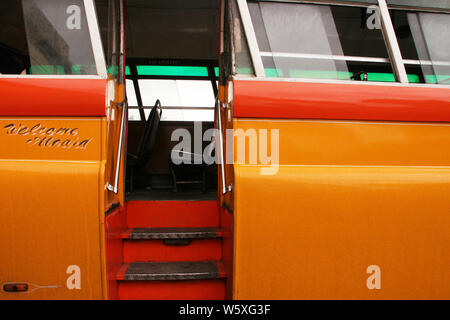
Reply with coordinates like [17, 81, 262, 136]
[234, 0, 450, 86]
[125, 59, 218, 122]
[0, 0, 107, 79]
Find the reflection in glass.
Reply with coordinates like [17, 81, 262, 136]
[22, 0, 97, 75]
[248, 1, 394, 81]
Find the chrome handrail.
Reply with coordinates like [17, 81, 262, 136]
[106, 100, 127, 194]
[216, 97, 232, 195]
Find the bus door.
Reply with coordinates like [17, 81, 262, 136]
[0, 0, 124, 299]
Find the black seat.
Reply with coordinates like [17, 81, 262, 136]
[127, 100, 162, 192]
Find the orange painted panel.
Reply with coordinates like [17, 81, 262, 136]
[0, 160, 105, 299]
[232, 120, 450, 299]
[234, 165, 450, 299]
[233, 119, 450, 166]
[0, 118, 106, 300]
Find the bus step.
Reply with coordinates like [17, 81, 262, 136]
[126, 200, 219, 228]
[121, 227, 224, 239]
[118, 279, 226, 300]
[116, 261, 226, 281]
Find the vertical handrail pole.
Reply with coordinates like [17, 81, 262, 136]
[216, 97, 228, 195]
[107, 101, 127, 194]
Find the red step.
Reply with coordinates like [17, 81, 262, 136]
[116, 261, 226, 300]
[120, 227, 224, 239]
[123, 228, 224, 263]
[126, 200, 219, 228]
[116, 261, 226, 280]
[124, 238, 222, 262]
[118, 279, 226, 300]
[110, 200, 227, 300]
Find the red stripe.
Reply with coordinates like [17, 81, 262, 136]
[233, 80, 450, 122]
[0, 78, 107, 116]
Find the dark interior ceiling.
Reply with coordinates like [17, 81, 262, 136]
[124, 0, 220, 61]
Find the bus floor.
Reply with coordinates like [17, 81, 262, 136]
[126, 188, 218, 201]
[125, 173, 218, 201]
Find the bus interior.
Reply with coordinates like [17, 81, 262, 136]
[99, 0, 221, 201]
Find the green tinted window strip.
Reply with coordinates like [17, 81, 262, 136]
[107, 65, 119, 76]
[425, 74, 450, 84]
[72, 65, 81, 74]
[106, 66, 130, 76]
[29, 65, 98, 75]
[289, 70, 353, 80]
[136, 65, 209, 77]
[265, 68, 282, 77]
[236, 67, 254, 75]
[407, 74, 420, 83]
[258, 68, 422, 83]
[361, 73, 420, 83]
[29, 65, 65, 75]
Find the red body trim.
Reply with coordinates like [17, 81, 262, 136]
[0, 78, 107, 117]
[233, 80, 450, 122]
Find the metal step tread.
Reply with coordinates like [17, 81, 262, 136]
[122, 227, 223, 239]
[117, 261, 226, 281]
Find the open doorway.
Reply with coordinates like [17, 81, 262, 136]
[123, 0, 220, 200]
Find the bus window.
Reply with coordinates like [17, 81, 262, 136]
[126, 64, 217, 122]
[0, 0, 98, 75]
[23, 0, 98, 75]
[391, 10, 450, 85]
[138, 79, 215, 121]
[0, 1, 29, 74]
[229, 0, 254, 76]
[126, 79, 140, 120]
[247, 1, 395, 82]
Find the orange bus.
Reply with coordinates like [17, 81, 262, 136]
[1, 0, 450, 300]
